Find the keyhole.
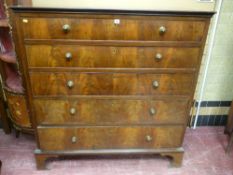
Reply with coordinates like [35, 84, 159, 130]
[112, 48, 117, 54]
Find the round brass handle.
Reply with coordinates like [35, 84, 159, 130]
[67, 80, 74, 89]
[65, 52, 72, 61]
[159, 26, 166, 34]
[63, 24, 71, 33]
[152, 80, 159, 89]
[71, 136, 77, 144]
[146, 135, 152, 142]
[155, 53, 163, 60]
[70, 108, 76, 115]
[149, 108, 156, 116]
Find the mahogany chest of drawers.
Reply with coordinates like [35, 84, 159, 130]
[11, 7, 213, 169]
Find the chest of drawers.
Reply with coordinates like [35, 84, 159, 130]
[11, 7, 213, 169]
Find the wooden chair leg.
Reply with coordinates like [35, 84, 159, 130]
[226, 133, 233, 154]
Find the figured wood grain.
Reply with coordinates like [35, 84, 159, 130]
[10, 8, 213, 169]
[37, 126, 184, 151]
[24, 39, 202, 47]
[21, 17, 206, 41]
[26, 45, 200, 69]
[29, 72, 194, 96]
[34, 98, 189, 125]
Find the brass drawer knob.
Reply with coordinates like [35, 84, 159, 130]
[63, 24, 71, 33]
[159, 26, 166, 34]
[71, 136, 77, 144]
[146, 135, 152, 142]
[22, 18, 28, 23]
[155, 53, 163, 60]
[65, 52, 72, 61]
[67, 80, 74, 89]
[149, 108, 156, 116]
[152, 80, 159, 89]
[70, 108, 76, 115]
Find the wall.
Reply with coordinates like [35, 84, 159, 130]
[32, 0, 215, 11]
[192, 0, 233, 126]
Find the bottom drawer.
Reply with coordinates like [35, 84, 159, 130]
[38, 126, 184, 151]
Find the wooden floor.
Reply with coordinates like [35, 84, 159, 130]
[0, 127, 232, 175]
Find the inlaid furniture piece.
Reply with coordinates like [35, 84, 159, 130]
[225, 101, 233, 153]
[0, 0, 12, 134]
[0, 80, 11, 134]
[0, 0, 32, 135]
[10, 5, 214, 169]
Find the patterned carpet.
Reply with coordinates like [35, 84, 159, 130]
[0, 127, 233, 175]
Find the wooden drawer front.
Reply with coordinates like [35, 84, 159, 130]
[34, 98, 189, 125]
[38, 126, 184, 151]
[22, 17, 206, 41]
[26, 45, 200, 69]
[30, 73, 194, 96]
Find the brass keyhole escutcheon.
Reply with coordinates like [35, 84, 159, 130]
[112, 48, 118, 55]
[113, 19, 121, 25]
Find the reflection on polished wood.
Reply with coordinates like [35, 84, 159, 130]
[11, 7, 213, 169]
[29, 72, 194, 96]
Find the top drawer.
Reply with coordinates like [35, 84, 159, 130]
[21, 16, 206, 41]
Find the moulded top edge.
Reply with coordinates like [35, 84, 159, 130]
[10, 6, 215, 17]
